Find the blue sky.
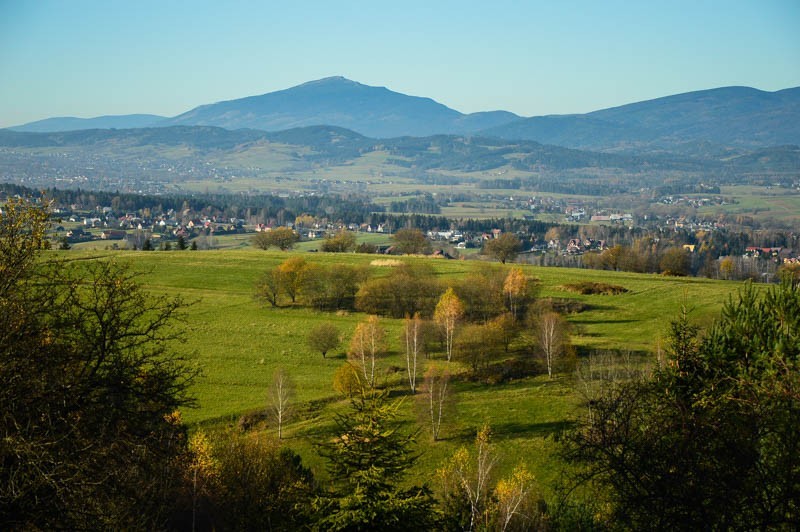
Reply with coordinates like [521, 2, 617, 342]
[1, 0, 798, 127]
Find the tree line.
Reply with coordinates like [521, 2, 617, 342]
[0, 182, 384, 225]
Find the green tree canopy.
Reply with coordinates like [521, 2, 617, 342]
[355, 262, 442, 318]
[563, 280, 800, 529]
[252, 226, 300, 251]
[659, 246, 691, 276]
[484, 232, 521, 264]
[322, 230, 357, 253]
[392, 228, 431, 255]
[0, 198, 197, 529]
[307, 322, 341, 358]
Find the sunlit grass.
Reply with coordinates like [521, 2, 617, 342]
[51, 248, 745, 494]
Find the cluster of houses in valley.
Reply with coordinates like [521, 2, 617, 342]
[564, 206, 634, 224]
[743, 246, 800, 266]
[565, 208, 730, 233]
[32, 199, 796, 265]
[665, 216, 727, 230]
[57, 208, 247, 245]
[588, 213, 633, 223]
[657, 195, 729, 208]
[551, 238, 609, 255]
[256, 221, 392, 240]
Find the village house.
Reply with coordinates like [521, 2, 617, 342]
[745, 247, 783, 259]
[101, 230, 127, 240]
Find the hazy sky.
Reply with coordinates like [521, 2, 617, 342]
[1, 0, 798, 128]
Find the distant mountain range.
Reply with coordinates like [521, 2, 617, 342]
[7, 77, 800, 151]
[484, 86, 800, 151]
[10, 114, 166, 133]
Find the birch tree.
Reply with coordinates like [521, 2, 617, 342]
[403, 313, 424, 393]
[439, 424, 497, 532]
[503, 267, 527, 321]
[439, 424, 544, 531]
[434, 287, 464, 362]
[422, 364, 453, 441]
[268, 368, 294, 439]
[493, 466, 537, 531]
[536, 311, 570, 379]
[348, 315, 385, 388]
[187, 430, 219, 532]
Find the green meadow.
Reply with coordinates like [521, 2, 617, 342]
[59, 248, 745, 492]
[696, 185, 800, 225]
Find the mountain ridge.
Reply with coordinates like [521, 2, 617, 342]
[7, 79, 799, 151]
[9, 114, 166, 133]
[483, 85, 800, 150]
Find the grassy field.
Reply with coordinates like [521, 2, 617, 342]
[695, 185, 800, 226]
[56, 248, 746, 493]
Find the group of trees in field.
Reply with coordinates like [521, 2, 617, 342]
[260, 255, 579, 458]
[254, 251, 800, 528]
[256, 255, 577, 485]
[248, 212, 796, 282]
[192, 371, 548, 531]
[255, 257, 368, 310]
[256, 257, 575, 386]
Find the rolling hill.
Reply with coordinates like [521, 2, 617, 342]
[0, 124, 693, 173]
[4, 124, 797, 198]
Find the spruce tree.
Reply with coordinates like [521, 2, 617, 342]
[312, 378, 439, 530]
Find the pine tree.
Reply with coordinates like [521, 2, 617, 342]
[313, 381, 439, 530]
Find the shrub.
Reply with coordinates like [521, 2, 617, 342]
[562, 281, 628, 295]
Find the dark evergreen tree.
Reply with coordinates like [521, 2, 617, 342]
[312, 379, 439, 531]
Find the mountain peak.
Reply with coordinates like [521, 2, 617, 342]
[299, 76, 359, 86]
[290, 76, 370, 93]
[165, 77, 520, 137]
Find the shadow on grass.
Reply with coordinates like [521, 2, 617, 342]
[492, 420, 575, 439]
[570, 318, 638, 325]
[443, 420, 575, 445]
[387, 387, 421, 399]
